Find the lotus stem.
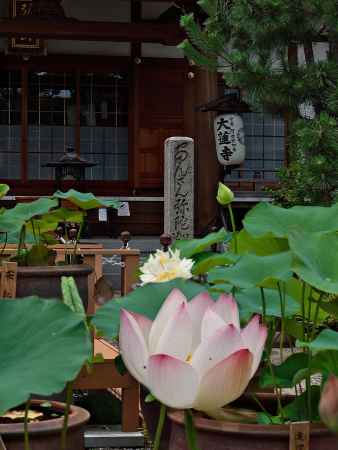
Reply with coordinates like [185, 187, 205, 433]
[153, 403, 167, 450]
[260, 287, 267, 324]
[227, 204, 238, 254]
[184, 409, 201, 450]
[24, 400, 31, 450]
[61, 381, 74, 450]
[277, 282, 286, 362]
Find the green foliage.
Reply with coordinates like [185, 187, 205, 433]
[0, 297, 91, 415]
[179, 0, 338, 205]
[173, 227, 229, 258]
[92, 279, 206, 340]
[53, 189, 120, 210]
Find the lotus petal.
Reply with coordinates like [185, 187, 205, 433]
[192, 324, 245, 377]
[127, 311, 153, 345]
[241, 315, 267, 376]
[155, 302, 193, 360]
[148, 354, 199, 409]
[188, 292, 214, 351]
[193, 349, 253, 412]
[211, 294, 240, 329]
[148, 289, 187, 353]
[201, 308, 226, 341]
[119, 309, 149, 386]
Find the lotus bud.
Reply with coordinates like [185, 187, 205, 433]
[319, 375, 338, 433]
[216, 183, 234, 206]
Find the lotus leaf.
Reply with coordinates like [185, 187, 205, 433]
[0, 297, 91, 415]
[244, 202, 338, 238]
[289, 231, 338, 294]
[53, 189, 120, 210]
[173, 228, 229, 258]
[92, 279, 205, 339]
[208, 252, 293, 289]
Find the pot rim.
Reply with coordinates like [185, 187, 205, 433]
[167, 410, 332, 438]
[0, 400, 90, 436]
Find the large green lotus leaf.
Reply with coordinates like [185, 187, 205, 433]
[92, 279, 205, 339]
[53, 189, 120, 210]
[0, 184, 9, 199]
[208, 252, 293, 289]
[282, 386, 320, 421]
[29, 208, 85, 235]
[0, 297, 91, 415]
[0, 198, 58, 233]
[311, 350, 338, 377]
[173, 228, 229, 258]
[243, 202, 338, 238]
[289, 231, 338, 294]
[297, 329, 338, 352]
[236, 287, 300, 320]
[231, 229, 289, 256]
[259, 353, 309, 388]
[192, 251, 239, 275]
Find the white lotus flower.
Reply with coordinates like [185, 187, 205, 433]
[119, 289, 267, 411]
[139, 249, 193, 285]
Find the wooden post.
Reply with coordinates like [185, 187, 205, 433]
[121, 254, 139, 295]
[121, 384, 140, 432]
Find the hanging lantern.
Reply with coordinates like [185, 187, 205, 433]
[214, 113, 246, 166]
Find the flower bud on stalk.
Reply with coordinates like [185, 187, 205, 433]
[216, 183, 234, 206]
[319, 375, 338, 433]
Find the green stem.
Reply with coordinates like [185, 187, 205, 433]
[301, 282, 306, 341]
[260, 287, 267, 324]
[153, 403, 167, 450]
[184, 410, 201, 450]
[61, 381, 74, 450]
[251, 394, 273, 423]
[277, 282, 286, 362]
[24, 400, 31, 450]
[227, 204, 238, 254]
[310, 293, 323, 341]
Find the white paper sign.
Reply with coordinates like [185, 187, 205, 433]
[117, 202, 130, 217]
[98, 208, 108, 222]
[214, 113, 246, 166]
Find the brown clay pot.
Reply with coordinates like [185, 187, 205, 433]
[16, 265, 92, 311]
[168, 410, 337, 450]
[0, 400, 90, 450]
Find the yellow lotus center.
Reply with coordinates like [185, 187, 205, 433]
[186, 353, 193, 363]
[154, 269, 178, 283]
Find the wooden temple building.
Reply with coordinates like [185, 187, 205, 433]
[0, 0, 286, 236]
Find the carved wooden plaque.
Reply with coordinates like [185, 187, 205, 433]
[8, 0, 45, 54]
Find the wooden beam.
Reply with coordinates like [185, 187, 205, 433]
[0, 18, 184, 45]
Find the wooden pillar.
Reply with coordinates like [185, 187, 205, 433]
[185, 67, 219, 235]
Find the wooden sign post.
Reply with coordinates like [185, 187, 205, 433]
[289, 422, 310, 450]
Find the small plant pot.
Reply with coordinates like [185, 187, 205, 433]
[0, 400, 90, 450]
[167, 410, 336, 450]
[16, 264, 92, 310]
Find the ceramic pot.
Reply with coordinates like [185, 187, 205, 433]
[16, 264, 92, 311]
[168, 410, 336, 450]
[0, 400, 90, 450]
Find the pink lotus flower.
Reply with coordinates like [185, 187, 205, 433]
[119, 289, 267, 411]
[319, 375, 338, 433]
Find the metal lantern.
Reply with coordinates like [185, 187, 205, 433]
[44, 146, 97, 187]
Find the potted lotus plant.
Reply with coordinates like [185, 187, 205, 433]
[93, 183, 338, 450]
[0, 285, 92, 450]
[0, 187, 120, 306]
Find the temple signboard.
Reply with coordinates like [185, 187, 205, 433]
[214, 113, 246, 166]
[8, 0, 45, 55]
